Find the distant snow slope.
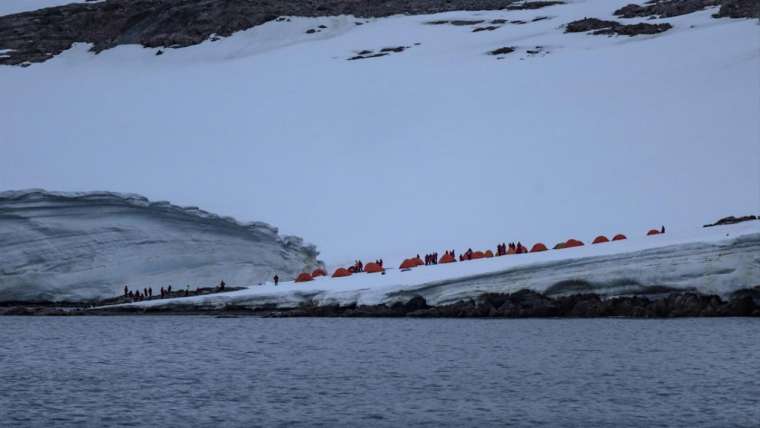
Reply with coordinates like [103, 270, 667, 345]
[1, 0, 758, 264]
[126, 221, 760, 310]
[0, 190, 321, 301]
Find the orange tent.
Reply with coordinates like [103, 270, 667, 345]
[554, 242, 567, 250]
[312, 269, 327, 278]
[470, 251, 485, 259]
[413, 256, 424, 266]
[365, 262, 383, 273]
[592, 235, 609, 244]
[485, 250, 494, 258]
[565, 239, 584, 248]
[530, 243, 548, 252]
[399, 258, 418, 270]
[439, 253, 456, 264]
[507, 247, 516, 255]
[295, 272, 313, 283]
[332, 267, 352, 278]
[647, 229, 661, 236]
[612, 234, 627, 241]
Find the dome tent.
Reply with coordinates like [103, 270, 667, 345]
[295, 272, 313, 283]
[332, 267, 352, 278]
[612, 234, 627, 241]
[399, 258, 418, 270]
[365, 262, 383, 273]
[592, 235, 609, 244]
[439, 253, 456, 263]
[530, 243, 548, 252]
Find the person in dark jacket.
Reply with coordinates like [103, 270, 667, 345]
[274, 275, 279, 286]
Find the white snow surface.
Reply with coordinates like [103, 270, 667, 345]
[1, 0, 759, 265]
[125, 221, 760, 309]
[0, 189, 321, 301]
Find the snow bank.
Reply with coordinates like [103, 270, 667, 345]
[125, 221, 760, 309]
[0, 189, 322, 301]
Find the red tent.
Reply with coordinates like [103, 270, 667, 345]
[332, 267, 352, 278]
[439, 253, 456, 264]
[413, 256, 424, 266]
[507, 247, 516, 255]
[399, 258, 417, 270]
[592, 235, 609, 244]
[295, 272, 313, 283]
[565, 239, 584, 248]
[612, 234, 627, 241]
[647, 229, 661, 236]
[554, 242, 567, 250]
[530, 243, 548, 252]
[470, 251, 485, 260]
[484, 250, 494, 258]
[312, 268, 327, 278]
[365, 262, 383, 274]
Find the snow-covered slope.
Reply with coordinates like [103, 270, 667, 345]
[1, 0, 758, 264]
[0, 190, 321, 301]
[124, 221, 760, 309]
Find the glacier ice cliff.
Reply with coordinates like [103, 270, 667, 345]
[0, 189, 322, 301]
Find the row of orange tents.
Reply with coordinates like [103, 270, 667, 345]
[293, 227, 664, 282]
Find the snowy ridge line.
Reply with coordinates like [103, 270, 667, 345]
[117, 223, 760, 310]
[0, 189, 310, 248]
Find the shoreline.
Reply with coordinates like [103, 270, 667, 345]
[3, 288, 759, 318]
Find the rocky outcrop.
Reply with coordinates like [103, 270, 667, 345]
[704, 215, 759, 228]
[566, 18, 672, 36]
[712, 0, 760, 18]
[0, 189, 322, 301]
[614, 0, 758, 19]
[0, 0, 526, 66]
[270, 289, 760, 317]
[614, 0, 721, 18]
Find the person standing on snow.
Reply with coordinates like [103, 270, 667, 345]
[273, 275, 279, 286]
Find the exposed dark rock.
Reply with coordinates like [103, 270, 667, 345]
[504, 1, 564, 10]
[532, 15, 550, 21]
[566, 18, 672, 36]
[614, 0, 758, 19]
[614, 0, 720, 18]
[511, 19, 527, 24]
[472, 25, 500, 32]
[703, 215, 758, 228]
[488, 46, 516, 55]
[491, 18, 508, 24]
[595, 22, 672, 35]
[0, 0, 521, 66]
[305, 28, 317, 34]
[565, 18, 620, 32]
[379, 46, 406, 53]
[713, 0, 760, 18]
[347, 52, 389, 60]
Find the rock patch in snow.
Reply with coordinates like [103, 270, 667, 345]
[566, 18, 672, 36]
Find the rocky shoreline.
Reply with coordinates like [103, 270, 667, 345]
[5, 288, 759, 317]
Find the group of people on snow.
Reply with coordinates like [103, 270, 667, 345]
[122, 280, 227, 301]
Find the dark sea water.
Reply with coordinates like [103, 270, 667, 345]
[1, 317, 759, 427]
